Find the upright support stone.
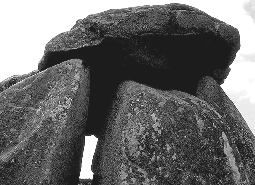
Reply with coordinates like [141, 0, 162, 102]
[0, 59, 90, 185]
[92, 81, 250, 184]
[196, 76, 255, 183]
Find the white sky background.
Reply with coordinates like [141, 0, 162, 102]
[0, 0, 254, 180]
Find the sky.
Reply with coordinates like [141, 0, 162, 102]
[0, 0, 254, 180]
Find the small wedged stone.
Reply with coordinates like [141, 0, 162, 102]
[78, 179, 92, 185]
[196, 76, 255, 184]
[0, 70, 39, 93]
[0, 59, 90, 185]
[38, 3, 240, 85]
[91, 81, 250, 184]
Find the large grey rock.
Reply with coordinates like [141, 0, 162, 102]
[92, 81, 252, 184]
[0, 59, 89, 185]
[196, 76, 255, 184]
[38, 3, 240, 86]
[1, 3, 248, 184]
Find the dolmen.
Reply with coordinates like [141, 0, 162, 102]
[0, 3, 254, 185]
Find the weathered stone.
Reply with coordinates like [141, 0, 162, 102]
[38, 3, 240, 85]
[2, 3, 250, 184]
[0, 70, 39, 93]
[0, 59, 89, 185]
[196, 76, 255, 184]
[92, 81, 251, 184]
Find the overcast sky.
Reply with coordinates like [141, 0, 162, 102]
[0, 0, 254, 180]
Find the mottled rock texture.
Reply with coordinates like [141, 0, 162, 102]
[38, 3, 240, 86]
[0, 59, 89, 185]
[0, 70, 39, 93]
[1, 2, 252, 185]
[196, 76, 255, 184]
[92, 81, 252, 184]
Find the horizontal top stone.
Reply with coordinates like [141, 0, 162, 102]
[38, 3, 240, 84]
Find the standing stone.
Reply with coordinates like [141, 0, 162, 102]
[196, 76, 255, 184]
[0, 59, 89, 185]
[92, 81, 251, 184]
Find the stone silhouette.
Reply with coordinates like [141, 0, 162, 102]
[0, 2, 254, 185]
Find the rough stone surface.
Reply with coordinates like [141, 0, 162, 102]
[92, 81, 252, 184]
[0, 70, 39, 93]
[196, 76, 255, 184]
[78, 179, 92, 185]
[0, 59, 89, 185]
[1, 3, 251, 185]
[38, 3, 240, 85]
